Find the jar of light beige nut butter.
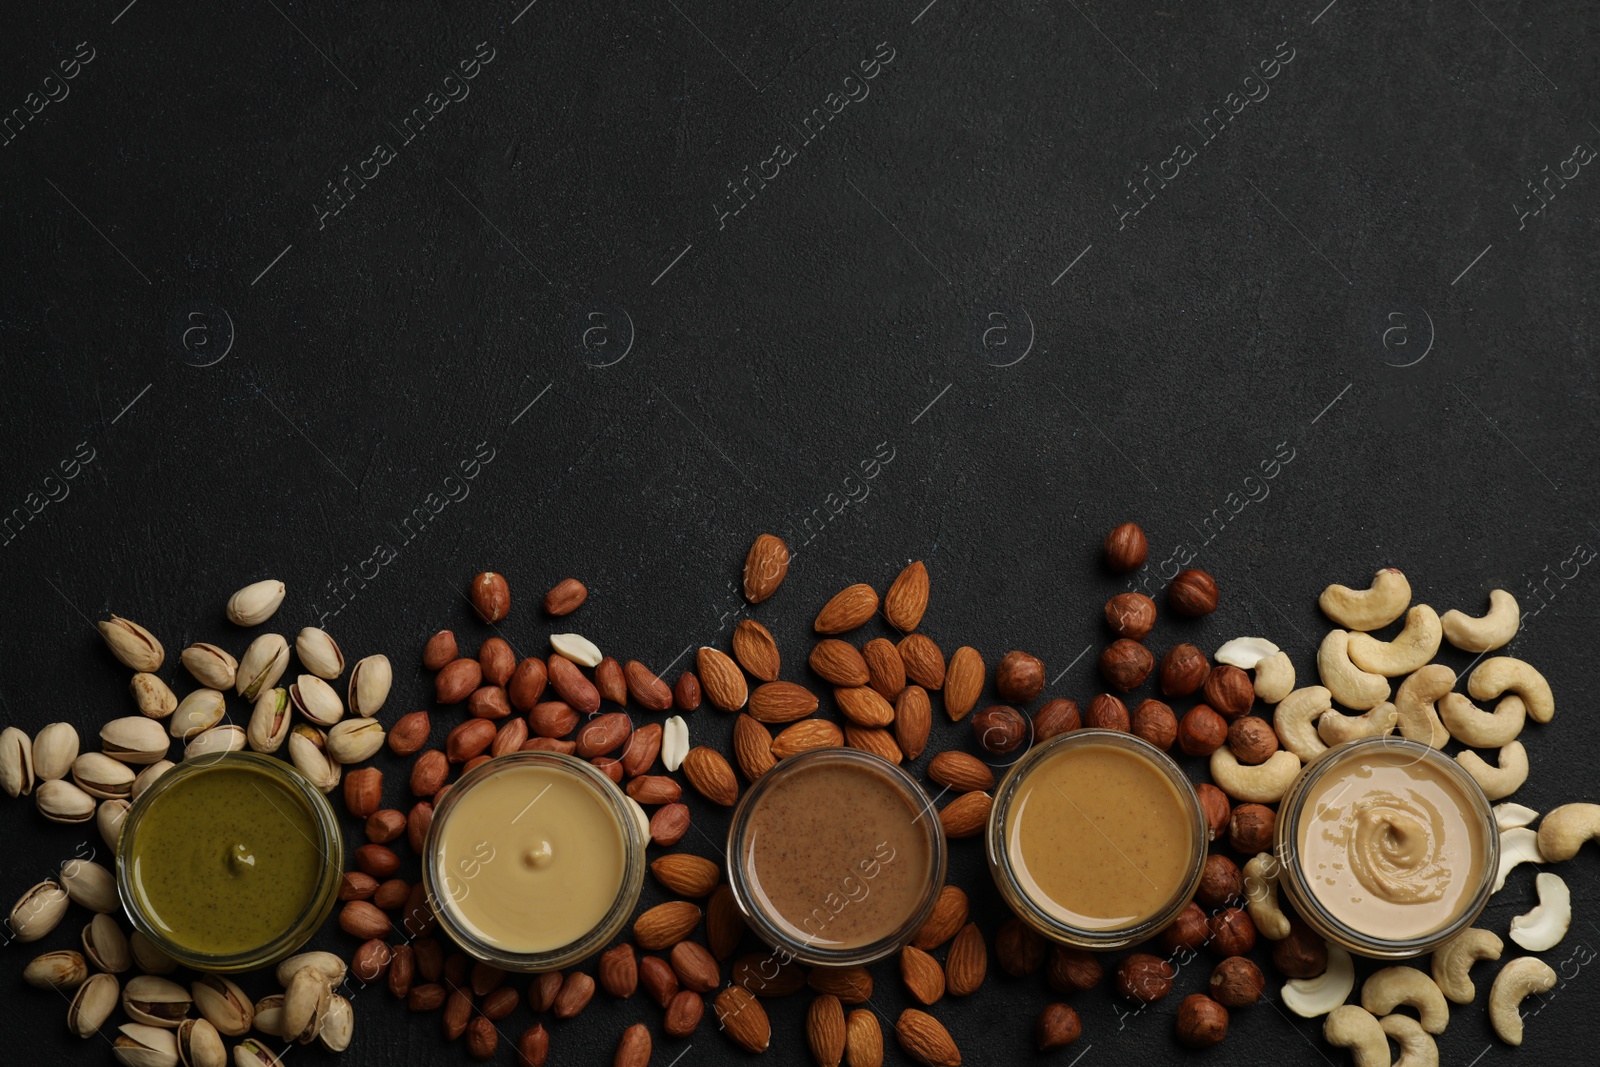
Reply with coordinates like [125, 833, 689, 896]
[1275, 736, 1500, 958]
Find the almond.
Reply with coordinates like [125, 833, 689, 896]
[748, 681, 819, 724]
[732, 620, 781, 682]
[623, 661, 673, 711]
[696, 647, 748, 711]
[594, 657, 627, 705]
[650, 854, 721, 898]
[944, 923, 986, 996]
[732, 954, 807, 997]
[634, 901, 701, 950]
[575, 712, 631, 758]
[894, 686, 932, 761]
[650, 803, 690, 846]
[814, 584, 879, 634]
[663, 989, 703, 1038]
[436, 658, 482, 704]
[682, 746, 739, 806]
[896, 1009, 960, 1067]
[809, 966, 873, 1004]
[546, 656, 600, 715]
[706, 885, 744, 961]
[614, 1023, 650, 1067]
[669, 941, 720, 993]
[714, 986, 770, 1052]
[911, 886, 969, 951]
[899, 945, 945, 1005]
[927, 752, 994, 793]
[625, 775, 681, 805]
[835, 686, 895, 727]
[898, 634, 946, 690]
[598, 943, 637, 998]
[770, 719, 844, 759]
[862, 638, 907, 700]
[883, 561, 930, 631]
[388, 711, 431, 756]
[847, 1010, 884, 1067]
[732, 715, 776, 781]
[808, 640, 871, 687]
[938, 791, 991, 839]
[843, 726, 902, 763]
[742, 534, 790, 604]
[942, 647, 984, 721]
[807, 994, 847, 1067]
[620, 723, 662, 777]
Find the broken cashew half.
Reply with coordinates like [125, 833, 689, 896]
[1468, 657, 1553, 724]
[1509, 872, 1571, 953]
[1319, 630, 1393, 711]
[1209, 747, 1302, 804]
[1441, 589, 1520, 653]
[1348, 604, 1443, 677]
[1319, 701, 1398, 747]
[1439, 692, 1525, 749]
[1488, 957, 1557, 1046]
[1285, 942, 1354, 1018]
[1320, 568, 1412, 631]
[1494, 803, 1539, 831]
[1254, 651, 1295, 704]
[1394, 664, 1454, 749]
[1534, 802, 1600, 862]
[1360, 967, 1450, 1034]
[1495, 827, 1544, 892]
[1381, 1014, 1440, 1067]
[1323, 1005, 1388, 1066]
[1243, 852, 1291, 940]
[1456, 741, 1528, 801]
[1431, 927, 1503, 1004]
[1273, 686, 1331, 762]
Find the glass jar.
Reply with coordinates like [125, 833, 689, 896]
[1275, 736, 1500, 958]
[987, 730, 1208, 950]
[726, 748, 947, 967]
[116, 752, 344, 973]
[422, 752, 645, 972]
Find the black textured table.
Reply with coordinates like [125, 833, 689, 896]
[4, 1, 1598, 1065]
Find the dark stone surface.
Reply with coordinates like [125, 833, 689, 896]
[3, 1, 1598, 1064]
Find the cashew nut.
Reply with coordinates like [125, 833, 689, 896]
[1360, 967, 1450, 1034]
[1380, 1013, 1440, 1067]
[1322, 1004, 1388, 1065]
[1534, 802, 1600, 862]
[1253, 651, 1295, 704]
[1319, 701, 1398, 747]
[1243, 852, 1291, 940]
[1215, 636, 1280, 669]
[1430, 927, 1503, 1004]
[1509, 872, 1570, 952]
[1441, 589, 1519, 653]
[1348, 605, 1443, 677]
[1209, 747, 1302, 804]
[1320, 568, 1412, 631]
[1493, 802, 1539, 831]
[1455, 742, 1528, 801]
[1495, 827, 1544, 892]
[1468, 657, 1553, 724]
[1284, 942, 1355, 1018]
[1438, 693, 1525, 749]
[1273, 686, 1332, 761]
[1394, 664, 1455, 749]
[1488, 957, 1556, 1046]
[1319, 630, 1393, 711]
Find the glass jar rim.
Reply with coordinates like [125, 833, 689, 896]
[1273, 735, 1501, 958]
[115, 751, 344, 973]
[421, 751, 646, 972]
[725, 747, 948, 967]
[986, 729, 1208, 950]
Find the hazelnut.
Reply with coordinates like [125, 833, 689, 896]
[1099, 640, 1154, 692]
[1177, 705, 1228, 756]
[995, 918, 1046, 977]
[1196, 853, 1243, 909]
[995, 651, 1046, 703]
[1168, 569, 1219, 616]
[1158, 903, 1209, 953]
[1207, 907, 1256, 956]
[1159, 643, 1209, 696]
[1209, 956, 1265, 1008]
[1104, 592, 1157, 639]
[1083, 693, 1130, 732]
[1036, 1003, 1083, 1051]
[1131, 699, 1177, 750]
[1103, 522, 1149, 572]
[1046, 947, 1102, 993]
[1175, 994, 1229, 1048]
[972, 705, 1027, 754]
[1196, 783, 1231, 841]
[1226, 716, 1278, 764]
[1228, 803, 1277, 854]
[1114, 953, 1174, 1003]
[1272, 918, 1328, 978]
[1033, 699, 1081, 741]
[1204, 665, 1255, 718]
